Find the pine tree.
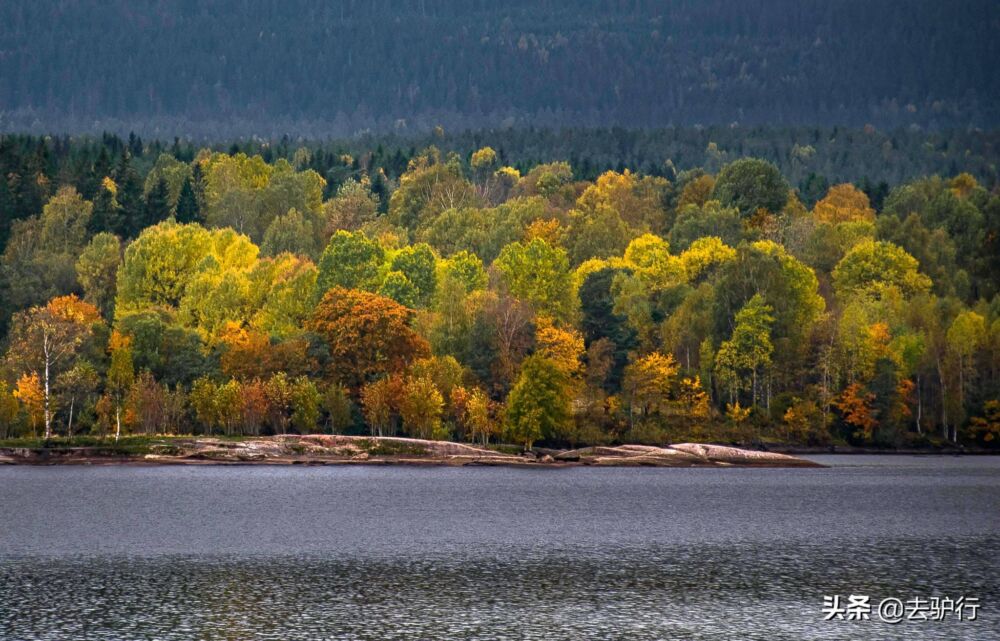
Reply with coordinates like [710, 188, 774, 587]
[93, 146, 113, 179]
[370, 170, 389, 213]
[143, 177, 171, 228]
[190, 162, 207, 211]
[175, 177, 202, 223]
[88, 178, 124, 236]
[127, 132, 143, 158]
[75, 154, 100, 201]
[113, 151, 144, 237]
[0, 174, 15, 249]
[13, 142, 51, 221]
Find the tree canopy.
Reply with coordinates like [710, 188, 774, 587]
[0, 141, 997, 451]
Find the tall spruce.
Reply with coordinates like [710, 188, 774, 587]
[143, 177, 171, 227]
[113, 151, 144, 237]
[175, 177, 201, 223]
[88, 181, 124, 236]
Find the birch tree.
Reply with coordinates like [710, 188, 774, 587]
[5, 295, 101, 439]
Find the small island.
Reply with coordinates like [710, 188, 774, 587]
[0, 435, 821, 468]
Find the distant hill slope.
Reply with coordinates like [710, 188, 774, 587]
[0, 0, 997, 136]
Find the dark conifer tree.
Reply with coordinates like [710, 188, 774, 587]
[128, 132, 143, 158]
[175, 177, 202, 224]
[0, 173, 15, 248]
[93, 147, 113, 188]
[113, 151, 145, 237]
[14, 143, 51, 220]
[799, 173, 829, 208]
[88, 181, 124, 236]
[189, 162, 207, 212]
[370, 171, 389, 214]
[143, 177, 171, 228]
[578, 267, 637, 393]
[869, 358, 902, 446]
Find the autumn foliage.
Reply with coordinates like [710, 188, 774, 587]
[0, 143, 997, 449]
[308, 287, 430, 389]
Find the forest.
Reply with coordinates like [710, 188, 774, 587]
[0, 0, 997, 136]
[0, 131, 999, 450]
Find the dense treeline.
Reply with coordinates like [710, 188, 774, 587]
[341, 127, 1000, 191]
[0, 0, 997, 136]
[1, 136, 999, 449]
[2, 127, 997, 254]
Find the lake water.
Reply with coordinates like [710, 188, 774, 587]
[0, 456, 997, 640]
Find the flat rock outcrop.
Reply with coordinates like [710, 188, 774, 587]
[0, 436, 823, 468]
[556, 443, 820, 467]
[668, 443, 820, 467]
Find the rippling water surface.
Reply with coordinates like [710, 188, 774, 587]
[0, 456, 997, 640]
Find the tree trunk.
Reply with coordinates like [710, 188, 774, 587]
[820, 349, 830, 432]
[67, 397, 75, 438]
[43, 355, 51, 439]
[937, 357, 948, 441]
[958, 354, 965, 416]
[115, 404, 122, 442]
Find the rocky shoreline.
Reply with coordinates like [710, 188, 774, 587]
[0, 435, 823, 468]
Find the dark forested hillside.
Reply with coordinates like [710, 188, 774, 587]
[0, 0, 997, 137]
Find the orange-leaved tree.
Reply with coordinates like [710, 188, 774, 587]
[834, 382, 877, 442]
[13, 373, 45, 438]
[812, 183, 876, 224]
[308, 287, 430, 390]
